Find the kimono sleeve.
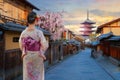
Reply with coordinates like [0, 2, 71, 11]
[19, 32, 23, 51]
[39, 30, 49, 54]
[19, 30, 27, 56]
[19, 30, 26, 51]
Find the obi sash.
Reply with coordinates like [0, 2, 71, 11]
[22, 36, 40, 53]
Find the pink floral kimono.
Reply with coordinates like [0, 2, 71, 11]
[19, 28, 48, 80]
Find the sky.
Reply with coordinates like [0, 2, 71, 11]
[29, 0, 120, 34]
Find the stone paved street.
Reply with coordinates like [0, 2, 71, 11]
[45, 48, 115, 80]
[96, 56, 120, 80]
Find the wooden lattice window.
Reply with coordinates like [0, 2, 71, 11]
[13, 37, 19, 42]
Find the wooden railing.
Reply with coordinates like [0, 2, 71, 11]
[0, 41, 80, 80]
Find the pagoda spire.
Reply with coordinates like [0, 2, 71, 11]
[87, 10, 89, 20]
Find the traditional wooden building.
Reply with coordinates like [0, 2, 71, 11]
[0, 0, 41, 79]
[98, 34, 120, 63]
[97, 18, 120, 36]
[0, 0, 40, 49]
[0, 0, 40, 50]
[0, 0, 39, 24]
[95, 18, 120, 60]
[63, 30, 75, 40]
[91, 32, 120, 65]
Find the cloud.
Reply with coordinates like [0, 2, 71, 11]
[63, 9, 88, 25]
[94, 0, 106, 2]
[65, 24, 80, 34]
[29, 0, 120, 34]
[90, 9, 120, 17]
[91, 15, 115, 26]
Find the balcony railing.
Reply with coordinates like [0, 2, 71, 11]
[0, 14, 27, 26]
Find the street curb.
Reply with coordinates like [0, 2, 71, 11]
[109, 57, 120, 66]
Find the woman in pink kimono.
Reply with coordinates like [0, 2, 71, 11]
[19, 12, 48, 80]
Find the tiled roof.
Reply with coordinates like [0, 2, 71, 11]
[98, 18, 120, 28]
[98, 32, 113, 41]
[0, 22, 25, 32]
[91, 40, 100, 46]
[81, 19, 96, 24]
[24, 0, 40, 10]
[96, 18, 120, 33]
[107, 36, 120, 41]
[0, 22, 50, 35]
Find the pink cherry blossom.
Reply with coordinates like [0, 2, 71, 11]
[38, 12, 66, 40]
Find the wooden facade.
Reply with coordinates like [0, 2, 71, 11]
[62, 30, 74, 40]
[99, 40, 120, 60]
[97, 18, 120, 36]
[110, 45, 120, 60]
[4, 31, 20, 50]
[0, 0, 39, 25]
[98, 41, 110, 56]
[93, 34, 120, 64]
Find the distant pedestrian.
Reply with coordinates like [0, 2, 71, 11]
[19, 11, 48, 80]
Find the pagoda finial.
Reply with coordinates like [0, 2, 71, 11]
[87, 10, 89, 20]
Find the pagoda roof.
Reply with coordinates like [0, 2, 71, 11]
[81, 19, 96, 24]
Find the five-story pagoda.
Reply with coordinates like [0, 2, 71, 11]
[80, 11, 96, 37]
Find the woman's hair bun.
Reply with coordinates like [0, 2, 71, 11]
[27, 11, 37, 24]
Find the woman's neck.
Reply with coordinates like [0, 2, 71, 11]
[27, 24, 35, 31]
